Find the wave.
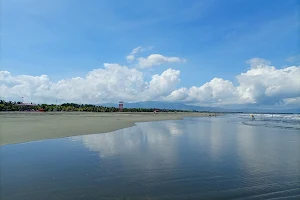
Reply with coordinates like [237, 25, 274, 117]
[235, 114, 300, 131]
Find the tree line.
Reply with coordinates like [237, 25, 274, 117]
[0, 100, 192, 112]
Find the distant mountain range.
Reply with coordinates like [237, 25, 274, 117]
[99, 101, 300, 114]
[101, 101, 214, 112]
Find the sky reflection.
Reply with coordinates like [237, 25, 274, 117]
[2, 116, 299, 200]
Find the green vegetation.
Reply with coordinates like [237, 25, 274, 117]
[0, 100, 192, 112]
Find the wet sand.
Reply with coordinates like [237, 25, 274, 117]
[0, 112, 209, 146]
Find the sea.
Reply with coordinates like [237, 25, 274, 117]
[1, 114, 299, 199]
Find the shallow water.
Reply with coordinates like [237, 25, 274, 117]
[1, 115, 300, 199]
[237, 113, 300, 131]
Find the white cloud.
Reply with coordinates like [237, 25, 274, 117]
[236, 59, 300, 104]
[126, 47, 185, 68]
[286, 54, 300, 64]
[282, 97, 300, 105]
[0, 65, 180, 104]
[165, 78, 239, 104]
[246, 57, 271, 68]
[126, 46, 153, 62]
[165, 58, 300, 106]
[167, 88, 189, 101]
[146, 68, 180, 99]
[137, 54, 186, 68]
[126, 55, 135, 62]
[126, 47, 143, 62]
[0, 57, 299, 107]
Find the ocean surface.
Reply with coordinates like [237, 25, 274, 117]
[1, 114, 300, 199]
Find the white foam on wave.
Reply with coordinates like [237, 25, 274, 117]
[259, 114, 299, 121]
[236, 113, 300, 130]
[238, 114, 300, 121]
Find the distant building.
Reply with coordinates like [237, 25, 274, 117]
[119, 101, 124, 112]
[15, 102, 37, 111]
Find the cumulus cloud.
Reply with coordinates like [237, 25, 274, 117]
[236, 59, 300, 104]
[0, 57, 299, 107]
[138, 54, 186, 68]
[146, 68, 180, 99]
[165, 78, 238, 104]
[167, 88, 189, 101]
[165, 58, 300, 106]
[0, 65, 180, 104]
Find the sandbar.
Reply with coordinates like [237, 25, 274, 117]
[0, 112, 211, 146]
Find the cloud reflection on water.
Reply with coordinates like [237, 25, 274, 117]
[2, 116, 300, 200]
[72, 116, 300, 185]
[73, 120, 184, 161]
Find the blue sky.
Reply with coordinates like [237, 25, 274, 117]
[1, 0, 300, 107]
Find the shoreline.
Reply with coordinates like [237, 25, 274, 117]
[0, 112, 213, 146]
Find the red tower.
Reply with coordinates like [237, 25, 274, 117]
[119, 101, 124, 112]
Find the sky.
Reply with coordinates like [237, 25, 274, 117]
[1, 0, 299, 108]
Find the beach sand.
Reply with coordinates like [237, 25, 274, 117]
[0, 112, 210, 146]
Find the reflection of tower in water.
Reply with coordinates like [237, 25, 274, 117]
[119, 101, 124, 112]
